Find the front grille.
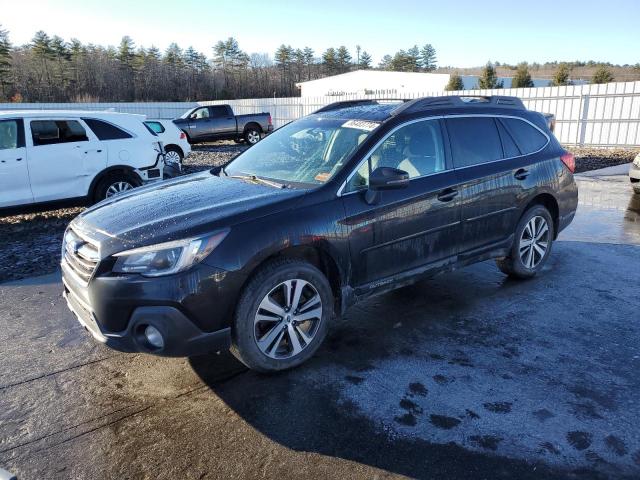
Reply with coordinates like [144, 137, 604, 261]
[62, 228, 99, 285]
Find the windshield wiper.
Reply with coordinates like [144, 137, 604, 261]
[228, 174, 288, 189]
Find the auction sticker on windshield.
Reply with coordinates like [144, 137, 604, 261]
[342, 120, 380, 131]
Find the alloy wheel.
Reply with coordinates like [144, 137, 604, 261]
[519, 215, 549, 269]
[254, 279, 322, 359]
[105, 181, 134, 198]
[165, 150, 181, 164]
[247, 130, 260, 144]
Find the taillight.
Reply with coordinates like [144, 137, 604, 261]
[268, 115, 272, 126]
[179, 131, 186, 140]
[560, 152, 575, 173]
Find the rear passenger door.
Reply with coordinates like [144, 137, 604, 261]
[208, 105, 237, 137]
[445, 116, 522, 256]
[27, 119, 89, 202]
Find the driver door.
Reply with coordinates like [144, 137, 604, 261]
[0, 119, 33, 207]
[340, 118, 461, 287]
[187, 107, 215, 140]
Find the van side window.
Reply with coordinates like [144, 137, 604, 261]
[345, 119, 446, 192]
[0, 119, 24, 150]
[84, 118, 133, 140]
[31, 120, 88, 146]
[446, 117, 503, 168]
[499, 118, 548, 154]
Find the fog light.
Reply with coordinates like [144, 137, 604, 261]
[144, 325, 164, 349]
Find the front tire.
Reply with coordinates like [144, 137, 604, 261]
[633, 184, 640, 195]
[231, 259, 333, 372]
[496, 205, 554, 279]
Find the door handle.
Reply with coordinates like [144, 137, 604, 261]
[437, 188, 458, 202]
[514, 168, 529, 180]
[16, 157, 22, 162]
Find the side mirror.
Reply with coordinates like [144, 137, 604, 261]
[365, 167, 409, 204]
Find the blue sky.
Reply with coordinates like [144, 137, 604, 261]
[2, 0, 639, 67]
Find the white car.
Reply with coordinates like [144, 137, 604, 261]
[630, 153, 640, 194]
[144, 119, 191, 177]
[0, 111, 164, 208]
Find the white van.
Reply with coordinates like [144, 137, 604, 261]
[0, 111, 165, 209]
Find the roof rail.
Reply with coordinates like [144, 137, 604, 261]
[314, 98, 407, 114]
[392, 95, 525, 116]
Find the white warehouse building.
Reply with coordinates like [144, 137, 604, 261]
[296, 70, 451, 97]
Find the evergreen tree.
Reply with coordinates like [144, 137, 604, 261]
[420, 44, 437, 71]
[378, 54, 392, 70]
[322, 47, 337, 74]
[551, 63, 572, 86]
[391, 50, 419, 72]
[302, 47, 314, 80]
[591, 64, 614, 84]
[336, 46, 352, 73]
[359, 51, 372, 69]
[477, 62, 503, 89]
[511, 62, 534, 88]
[445, 73, 464, 91]
[0, 25, 12, 99]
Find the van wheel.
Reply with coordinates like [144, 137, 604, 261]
[244, 127, 261, 145]
[230, 259, 333, 372]
[496, 205, 554, 279]
[93, 173, 139, 203]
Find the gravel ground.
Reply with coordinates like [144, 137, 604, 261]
[0, 143, 637, 283]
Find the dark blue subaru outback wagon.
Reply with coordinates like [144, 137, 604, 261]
[62, 96, 578, 371]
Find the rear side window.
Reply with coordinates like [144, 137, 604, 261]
[83, 118, 133, 140]
[496, 120, 521, 158]
[144, 121, 165, 134]
[31, 120, 88, 146]
[0, 119, 25, 150]
[499, 118, 547, 154]
[210, 106, 229, 117]
[446, 117, 502, 168]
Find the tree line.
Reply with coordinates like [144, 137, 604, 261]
[0, 25, 439, 102]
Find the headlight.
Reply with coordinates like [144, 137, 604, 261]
[112, 229, 229, 277]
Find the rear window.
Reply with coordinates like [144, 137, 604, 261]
[83, 118, 133, 140]
[31, 120, 88, 146]
[145, 121, 165, 134]
[446, 117, 503, 168]
[499, 118, 547, 155]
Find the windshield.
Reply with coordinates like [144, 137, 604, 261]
[224, 117, 378, 186]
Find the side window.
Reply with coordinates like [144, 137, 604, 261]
[500, 118, 548, 154]
[210, 106, 229, 117]
[31, 120, 88, 146]
[143, 121, 165, 134]
[496, 120, 521, 158]
[345, 119, 446, 192]
[83, 118, 133, 140]
[446, 117, 502, 168]
[0, 119, 24, 150]
[191, 107, 210, 119]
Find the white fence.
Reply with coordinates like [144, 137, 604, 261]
[2, 81, 639, 147]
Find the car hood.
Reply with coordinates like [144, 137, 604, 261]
[72, 171, 305, 256]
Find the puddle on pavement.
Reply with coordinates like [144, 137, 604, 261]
[560, 177, 640, 245]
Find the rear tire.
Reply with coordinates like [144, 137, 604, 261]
[496, 205, 554, 279]
[244, 127, 261, 145]
[93, 172, 139, 203]
[230, 259, 333, 372]
[164, 145, 183, 165]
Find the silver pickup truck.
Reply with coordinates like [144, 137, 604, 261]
[173, 104, 273, 145]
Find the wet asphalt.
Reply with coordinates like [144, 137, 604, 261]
[1, 169, 640, 480]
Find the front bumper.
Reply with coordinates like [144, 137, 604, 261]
[62, 259, 243, 357]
